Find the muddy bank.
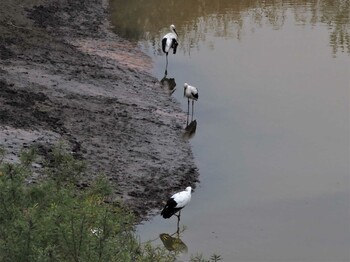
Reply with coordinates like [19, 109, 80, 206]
[0, 0, 198, 220]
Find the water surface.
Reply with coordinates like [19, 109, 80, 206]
[110, 1, 349, 261]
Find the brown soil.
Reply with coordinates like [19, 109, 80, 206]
[0, 0, 198, 220]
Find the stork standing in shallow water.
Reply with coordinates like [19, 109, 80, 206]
[161, 187, 192, 226]
[184, 83, 199, 120]
[162, 24, 178, 76]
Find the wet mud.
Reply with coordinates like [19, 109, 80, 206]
[0, 0, 198, 220]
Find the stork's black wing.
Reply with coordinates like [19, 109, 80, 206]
[172, 39, 178, 54]
[162, 38, 167, 53]
[192, 92, 198, 100]
[161, 197, 181, 219]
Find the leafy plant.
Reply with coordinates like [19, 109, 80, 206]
[0, 145, 5, 164]
[0, 144, 175, 261]
[0, 144, 219, 261]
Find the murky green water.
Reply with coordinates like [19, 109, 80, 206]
[110, 0, 349, 261]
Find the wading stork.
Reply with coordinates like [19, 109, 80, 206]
[184, 83, 199, 119]
[161, 186, 192, 226]
[162, 24, 178, 76]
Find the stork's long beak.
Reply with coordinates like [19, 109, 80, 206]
[174, 29, 178, 37]
[183, 87, 186, 97]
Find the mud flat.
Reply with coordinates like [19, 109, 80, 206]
[0, 0, 198, 220]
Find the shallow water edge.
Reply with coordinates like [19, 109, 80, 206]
[0, 0, 199, 221]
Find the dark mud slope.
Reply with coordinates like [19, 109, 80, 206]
[0, 0, 198, 220]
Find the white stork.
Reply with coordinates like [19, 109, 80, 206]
[161, 186, 192, 225]
[184, 83, 199, 119]
[162, 24, 178, 75]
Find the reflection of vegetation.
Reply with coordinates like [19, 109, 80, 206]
[191, 254, 223, 262]
[318, 0, 350, 54]
[110, 0, 350, 55]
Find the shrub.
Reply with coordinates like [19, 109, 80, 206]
[0, 145, 175, 262]
[0, 144, 218, 262]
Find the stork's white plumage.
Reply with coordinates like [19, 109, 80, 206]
[161, 186, 192, 219]
[184, 83, 199, 119]
[184, 83, 198, 101]
[162, 24, 178, 56]
[162, 24, 178, 75]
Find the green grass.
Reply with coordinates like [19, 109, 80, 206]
[0, 144, 220, 262]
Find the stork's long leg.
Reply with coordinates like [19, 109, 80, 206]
[192, 100, 194, 120]
[187, 99, 190, 117]
[176, 219, 180, 234]
[176, 210, 181, 229]
[165, 54, 168, 76]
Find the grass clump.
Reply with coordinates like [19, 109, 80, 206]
[0, 144, 175, 262]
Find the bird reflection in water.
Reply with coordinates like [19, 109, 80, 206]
[183, 119, 197, 140]
[159, 225, 188, 254]
[160, 75, 176, 96]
